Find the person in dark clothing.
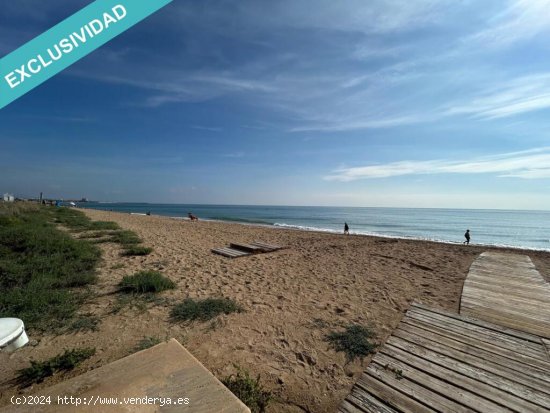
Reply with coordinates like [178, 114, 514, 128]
[464, 229, 471, 245]
[344, 222, 349, 235]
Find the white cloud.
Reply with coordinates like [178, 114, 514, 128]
[326, 147, 550, 181]
[468, 0, 550, 47]
[445, 73, 550, 119]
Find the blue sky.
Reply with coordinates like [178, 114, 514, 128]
[1, 0, 550, 209]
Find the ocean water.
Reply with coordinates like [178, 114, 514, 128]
[78, 203, 550, 251]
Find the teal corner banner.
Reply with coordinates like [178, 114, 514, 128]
[0, 0, 173, 110]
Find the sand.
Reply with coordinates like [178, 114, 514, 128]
[2, 209, 550, 412]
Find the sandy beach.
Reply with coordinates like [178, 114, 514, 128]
[1, 209, 550, 412]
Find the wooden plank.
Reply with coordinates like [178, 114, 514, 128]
[462, 280, 550, 301]
[397, 322, 550, 384]
[379, 346, 547, 413]
[386, 336, 550, 409]
[461, 252, 550, 339]
[408, 306, 545, 352]
[366, 361, 473, 412]
[211, 248, 251, 258]
[347, 388, 401, 413]
[400, 317, 550, 370]
[250, 241, 283, 251]
[229, 243, 263, 253]
[339, 399, 366, 413]
[460, 303, 550, 339]
[410, 303, 543, 344]
[405, 311, 547, 361]
[460, 290, 550, 312]
[356, 373, 437, 413]
[2, 339, 250, 413]
[391, 328, 550, 394]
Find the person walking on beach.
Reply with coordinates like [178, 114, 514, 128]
[464, 229, 470, 245]
[344, 222, 349, 235]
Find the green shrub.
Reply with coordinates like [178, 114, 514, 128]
[119, 271, 175, 293]
[68, 315, 100, 332]
[171, 298, 243, 322]
[110, 230, 142, 245]
[16, 348, 95, 387]
[326, 325, 378, 361]
[222, 369, 272, 413]
[88, 221, 120, 231]
[134, 336, 162, 352]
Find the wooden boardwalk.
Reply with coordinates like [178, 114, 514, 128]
[460, 252, 550, 339]
[3, 339, 250, 413]
[339, 303, 550, 413]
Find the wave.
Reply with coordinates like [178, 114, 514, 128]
[208, 216, 274, 225]
[273, 223, 550, 252]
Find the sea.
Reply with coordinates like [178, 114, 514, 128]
[77, 203, 550, 252]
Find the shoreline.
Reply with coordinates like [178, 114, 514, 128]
[84, 207, 550, 254]
[2, 207, 549, 412]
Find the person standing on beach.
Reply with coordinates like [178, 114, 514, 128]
[344, 222, 349, 235]
[464, 229, 470, 245]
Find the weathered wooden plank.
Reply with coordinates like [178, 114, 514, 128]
[339, 399, 366, 413]
[400, 317, 550, 370]
[211, 247, 251, 258]
[229, 243, 263, 253]
[460, 303, 550, 339]
[460, 291, 550, 313]
[461, 252, 550, 339]
[380, 346, 547, 413]
[356, 373, 437, 413]
[405, 311, 547, 360]
[366, 361, 473, 413]
[462, 280, 550, 301]
[408, 306, 545, 352]
[397, 322, 550, 383]
[250, 241, 283, 251]
[411, 302, 543, 343]
[386, 336, 550, 409]
[347, 388, 401, 413]
[391, 328, 550, 394]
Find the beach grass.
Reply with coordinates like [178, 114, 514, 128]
[171, 298, 243, 322]
[0, 204, 100, 331]
[16, 348, 95, 387]
[222, 368, 272, 413]
[326, 324, 378, 361]
[121, 245, 153, 256]
[67, 314, 101, 333]
[119, 271, 175, 293]
[134, 336, 162, 352]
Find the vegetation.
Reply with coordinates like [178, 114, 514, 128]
[52, 208, 151, 256]
[68, 314, 101, 333]
[222, 368, 272, 413]
[119, 271, 175, 293]
[171, 298, 243, 322]
[16, 348, 95, 387]
[326, 324, 378, 362]
[0, 204, 100, 330]
[134, 336, 162, 352]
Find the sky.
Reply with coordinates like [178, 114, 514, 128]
[1, 0, 550, 209]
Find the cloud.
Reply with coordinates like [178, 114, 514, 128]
[445, 73, 550, 119]
[191, 125, 222, 132]
[467, 0, 550, 47]
[325, 147, 550, 181]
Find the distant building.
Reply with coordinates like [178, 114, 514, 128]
[3, 193, 15, 202]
